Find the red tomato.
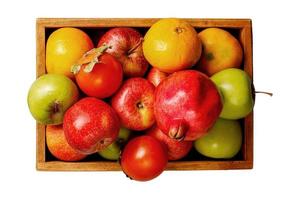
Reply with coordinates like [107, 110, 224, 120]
[74, 52, 123, 99]
[120, 135, 168, 181]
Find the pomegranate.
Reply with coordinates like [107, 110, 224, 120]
[63, 97, 120, 154]
[154, 70, 222, 141]
[146, 125, 192, 160]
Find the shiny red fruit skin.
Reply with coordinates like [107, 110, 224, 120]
[111, 78, 155, 131]
[75, 53, 123, 99]
[46, 125, 87, 161]
[154, 70, 223, 141]
[63, 97, 120, 154]
[121, 135, 168, 181]
[98, 28, 148, 77]
[146, 125, 192, 160]
[147, 67, 168, 87]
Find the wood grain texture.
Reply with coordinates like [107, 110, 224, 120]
[36, 20, 46, 77]
[37, 18, 251, 28]
[37, 160, 253, 171]
[36, 20, 47, 170]
[36, 18, 253, 171]
[240, 20, 254, 168]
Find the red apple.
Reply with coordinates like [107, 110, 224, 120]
[146, 125, 192, 160]
[154, 70, 223, 141]
[63, 97, 120, 154]
[97, 27, 148, 77]
[46, 125, 86, 161]
[147, 67, 168, 87]
[111, 78, 155, 131]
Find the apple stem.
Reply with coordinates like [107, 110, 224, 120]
[255, 91, 273, 97]
[127, 38, 143, 55]
[136, 102, 144, 109]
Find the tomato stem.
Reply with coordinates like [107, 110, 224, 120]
[83, 44, 111, 73]
[71, 44, 111, 74]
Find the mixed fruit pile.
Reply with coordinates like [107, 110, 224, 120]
[28, 18, 255, 181]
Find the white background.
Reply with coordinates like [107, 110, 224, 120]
[0, 0, 299, 199]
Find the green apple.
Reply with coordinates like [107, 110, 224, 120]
[98, 127, 131, 160]
[27, 74, 79, 125]
[194, 118, 242, 159]
[211, 68, 254, 119]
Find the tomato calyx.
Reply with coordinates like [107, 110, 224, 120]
[71, 43, 111, 74]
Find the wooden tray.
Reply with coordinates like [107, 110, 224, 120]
[36, 18, 253, 171]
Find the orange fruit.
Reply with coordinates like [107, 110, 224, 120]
[46, 28, 94, 79]
[143, 18, 202, 73]
[197, 28, 243, 76]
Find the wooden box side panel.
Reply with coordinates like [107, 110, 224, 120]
[36, 21, 46, 169]
[240, 22, 253, 167]
[37, 160, 253, 171]
[37, 18, 252, 28]
[36, 18, 253, 171]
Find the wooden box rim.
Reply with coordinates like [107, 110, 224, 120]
[36, 18, 253, 171]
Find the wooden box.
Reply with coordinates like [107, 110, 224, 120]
[36, 18, 253, 171]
